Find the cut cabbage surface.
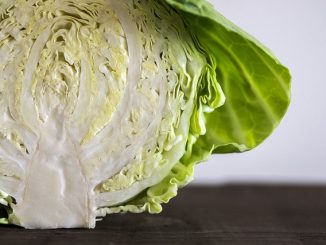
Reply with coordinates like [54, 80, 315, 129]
[0, 0, 291, 228]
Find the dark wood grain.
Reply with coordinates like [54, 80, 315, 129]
[1, 185, 326, 244]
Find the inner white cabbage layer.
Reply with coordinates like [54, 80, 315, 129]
[0, 0, 205, 228]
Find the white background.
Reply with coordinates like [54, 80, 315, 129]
[193, 0, 326, 184]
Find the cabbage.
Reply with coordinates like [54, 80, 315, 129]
[0, 0, 291, 228]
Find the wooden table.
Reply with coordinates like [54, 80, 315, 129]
[1, 186, 326, 244]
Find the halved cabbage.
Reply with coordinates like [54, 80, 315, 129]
[0, 0, 290, 228]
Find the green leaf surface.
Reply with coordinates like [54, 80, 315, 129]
[167, 0, 291, 153]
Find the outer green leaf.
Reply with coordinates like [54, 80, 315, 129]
[166, 0, 291, 153]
